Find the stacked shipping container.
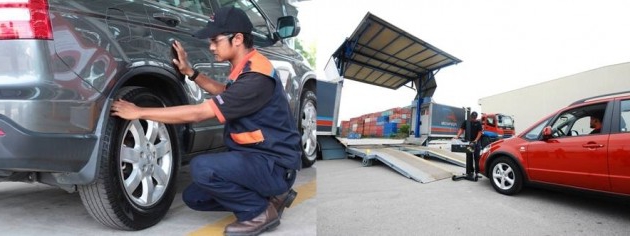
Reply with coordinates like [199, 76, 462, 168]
[340, 106, 412, 138]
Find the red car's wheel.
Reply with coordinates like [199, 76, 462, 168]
[490, 156, 523, 195]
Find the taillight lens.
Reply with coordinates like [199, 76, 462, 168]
[0, 0, 52, 40]
[0, 128, 4, 136]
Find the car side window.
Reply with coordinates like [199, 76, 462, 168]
[571, 116, 591, 135]
[550, 113, 574, 138]
[620, 100, 630, 132]
[549, 103, 607, 138]
[524, 118, 549, 140]
[218, 0, 274, 46]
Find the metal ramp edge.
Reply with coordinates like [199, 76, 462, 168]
[346, 147, 452, 183]
[403, 136, 428, 146]
[398, 146, 465, 167]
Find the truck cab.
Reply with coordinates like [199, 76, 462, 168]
[481, 113, 515, 138]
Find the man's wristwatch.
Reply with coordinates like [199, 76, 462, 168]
[187, 69, 199, 81]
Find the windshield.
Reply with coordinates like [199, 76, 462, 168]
[498, 115, 514, 128]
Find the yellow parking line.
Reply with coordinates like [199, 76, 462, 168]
[187, 179, 316, 236]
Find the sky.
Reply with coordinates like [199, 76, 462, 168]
[294, 0, 630, 122]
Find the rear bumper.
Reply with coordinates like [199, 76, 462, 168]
[0, 117, 96, 173]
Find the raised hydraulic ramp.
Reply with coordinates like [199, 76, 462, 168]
[399, 145, 466, 168]
[346, 146, 453, 183]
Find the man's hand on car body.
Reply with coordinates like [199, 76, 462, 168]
[172, 40, 194, 76]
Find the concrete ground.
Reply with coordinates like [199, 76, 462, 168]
[0, 165, 316, 236]
[317, 157, 630, 236]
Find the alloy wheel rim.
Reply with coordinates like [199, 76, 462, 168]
[301, 100, 317, 160]
[119, 119, 173, 207]
[492, 163, 515, 190]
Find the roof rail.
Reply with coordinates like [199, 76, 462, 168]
[570, 91, 630, 106]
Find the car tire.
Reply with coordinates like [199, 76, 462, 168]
[489, 156, 523, 195]
[298, 89, 317, 168]
[78, 86, 180, 230]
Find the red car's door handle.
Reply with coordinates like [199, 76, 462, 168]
[582, 144, 604, 148]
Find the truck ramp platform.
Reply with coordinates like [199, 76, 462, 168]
[399, 146, 466, 167]
[347, 147, 452, 183]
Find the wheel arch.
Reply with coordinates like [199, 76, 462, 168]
[106, 66, 188, 106]
[485, 151, 529, 182]
[295, 75, 317, 119]
[104, 65, 190, 157]
[67, 66, 190, 186]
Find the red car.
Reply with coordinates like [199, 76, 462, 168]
[479, 92, 630, 196]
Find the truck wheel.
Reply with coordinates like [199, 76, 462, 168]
[489, 156, 523, 195]
[299, 89, 317, 168]
[78, 86, 179, 230]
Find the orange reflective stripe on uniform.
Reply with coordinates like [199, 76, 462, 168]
[230, 130, 265, 144]
[228, 49, 275, 80]
[209, 99, 226, 124]
[228, 49, 257, 80]
[247, 52, 274, 77]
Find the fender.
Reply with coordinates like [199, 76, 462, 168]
[56, 64, 188, 185]
[294, 71, 318, 118]
[486, 150, 530, 182]
[103, 64, 184, 100]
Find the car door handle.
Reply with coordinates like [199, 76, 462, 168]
[153, 13, 181, 27]
[582, 144, 604, 148]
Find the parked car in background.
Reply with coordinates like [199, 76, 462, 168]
[0, 0, 317, 230]
[479, 92, 630, 198]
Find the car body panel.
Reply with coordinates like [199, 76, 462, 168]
[480, 138, 529, 180]
[608, 98, 630, 195]
[526, 134, 610, 191]
[607, 132, 630, 195]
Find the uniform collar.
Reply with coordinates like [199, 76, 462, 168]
[228, 49, 258, 80]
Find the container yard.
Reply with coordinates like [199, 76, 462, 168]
[340, 106, 412, 138]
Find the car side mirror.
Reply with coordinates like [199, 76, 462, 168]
[276, 16, 300, 39]
[542, 126, 553, 140]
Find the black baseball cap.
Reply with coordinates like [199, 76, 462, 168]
[193, 6, 253, 39]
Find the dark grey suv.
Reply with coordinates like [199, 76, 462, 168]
[0, 0, 318, 230]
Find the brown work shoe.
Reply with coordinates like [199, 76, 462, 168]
[224, 203, 280, 236]
[269, 189, 297, 218]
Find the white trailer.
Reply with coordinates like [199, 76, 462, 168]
[315, 57, 347, 161]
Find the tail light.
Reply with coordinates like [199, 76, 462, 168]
[0, 0, 52, 40]
[0, 128, 4, 136]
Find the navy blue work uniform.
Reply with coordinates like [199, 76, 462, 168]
[182, 49, 302, 221]
[460, 120, 482, 175]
